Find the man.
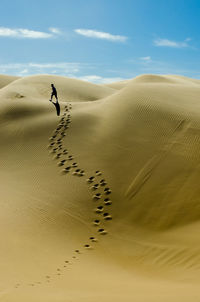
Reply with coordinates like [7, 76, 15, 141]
[50, 84, 58, 102]
[49, 84, 60, 116]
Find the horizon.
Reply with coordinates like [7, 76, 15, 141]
[1, 0, 200, 83]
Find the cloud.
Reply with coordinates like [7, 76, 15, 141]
[75, 75, 126, 84]
[0, 27, 61, 39]
[74, 29, 127, 42]
[128, 56, 200, 77]
[140, 56, 152, 61]
[0, 61, 127, 83]
[154, 38, 190, 48]
[0, 62, 81, 76]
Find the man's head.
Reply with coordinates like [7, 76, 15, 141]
[51, 84, 54, 87]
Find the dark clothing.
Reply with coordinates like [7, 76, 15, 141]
[51, 86, 58, 100]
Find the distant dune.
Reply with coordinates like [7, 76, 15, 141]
[0, 74, 20, 89]
[1, 73, 200, 301]
[103, 79, 131, 89]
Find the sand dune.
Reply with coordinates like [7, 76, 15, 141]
[1, 73, 200, 301]
[104, 79, 131, 89]
[0, 74, 20, 89]
[0, 74, 116, 102]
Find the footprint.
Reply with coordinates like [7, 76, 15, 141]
[104, 198, 112, 205]
[63, 149, 68, 154]
[62, 166, 71, 173]
[87, 176, 95, 183]
[93, 219, 100, 226]
[71, 162, 78, 168]
[48, 142, 55, 148]
[103, 213, 112, 220]
[95, 206, 104, 213]
[51, 148, 58, 153]
[84, 244, 91, 249]
[104, 187, 112, 195]
[93, 193, 101, 200]
[79, 170, 85, 177]
[75, 249, 80, 254]
[58, 159, 66, 166]
[100, 179, 107, 186]
[68, 155, 74, 160]
[91, 184, 99, 190]
[89, 236, 98, 242]
[72, 168, 80, 175]
[95, 171, 102, 176]
[54, 153, 62, 159]
[98, 228, 107, 235]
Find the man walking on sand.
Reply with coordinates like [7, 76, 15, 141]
[50, 83, 58, 102]
[49, 84, 60, 116]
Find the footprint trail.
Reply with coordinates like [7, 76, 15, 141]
[14, 101, 113, 289]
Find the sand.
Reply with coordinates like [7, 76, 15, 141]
[0, 74, 20, 89]
[1, 73, 200, 301]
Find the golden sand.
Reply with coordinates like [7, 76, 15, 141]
[1, 73, 200, 301]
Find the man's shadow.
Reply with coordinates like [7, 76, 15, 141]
[50, 100, 60, 116]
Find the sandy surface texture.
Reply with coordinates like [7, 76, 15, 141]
[1, 74, 200, 301]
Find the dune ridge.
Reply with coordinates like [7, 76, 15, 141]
[1, 73, 200, 301]
[0, 74, 20, 89]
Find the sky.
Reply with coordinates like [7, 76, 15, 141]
[0, 0, 200, 83]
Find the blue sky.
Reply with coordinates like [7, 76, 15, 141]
[0, 0, 200, 83]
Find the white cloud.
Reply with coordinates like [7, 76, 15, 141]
[75, 75, 126, 84]
[140, 56, 152, 61]
[0, 62, 81, 76]
[19, 69, 29, 74]
[0, 27, 61, 39]
[154, 38, 190, 48]
[74, 29, 127, 42]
